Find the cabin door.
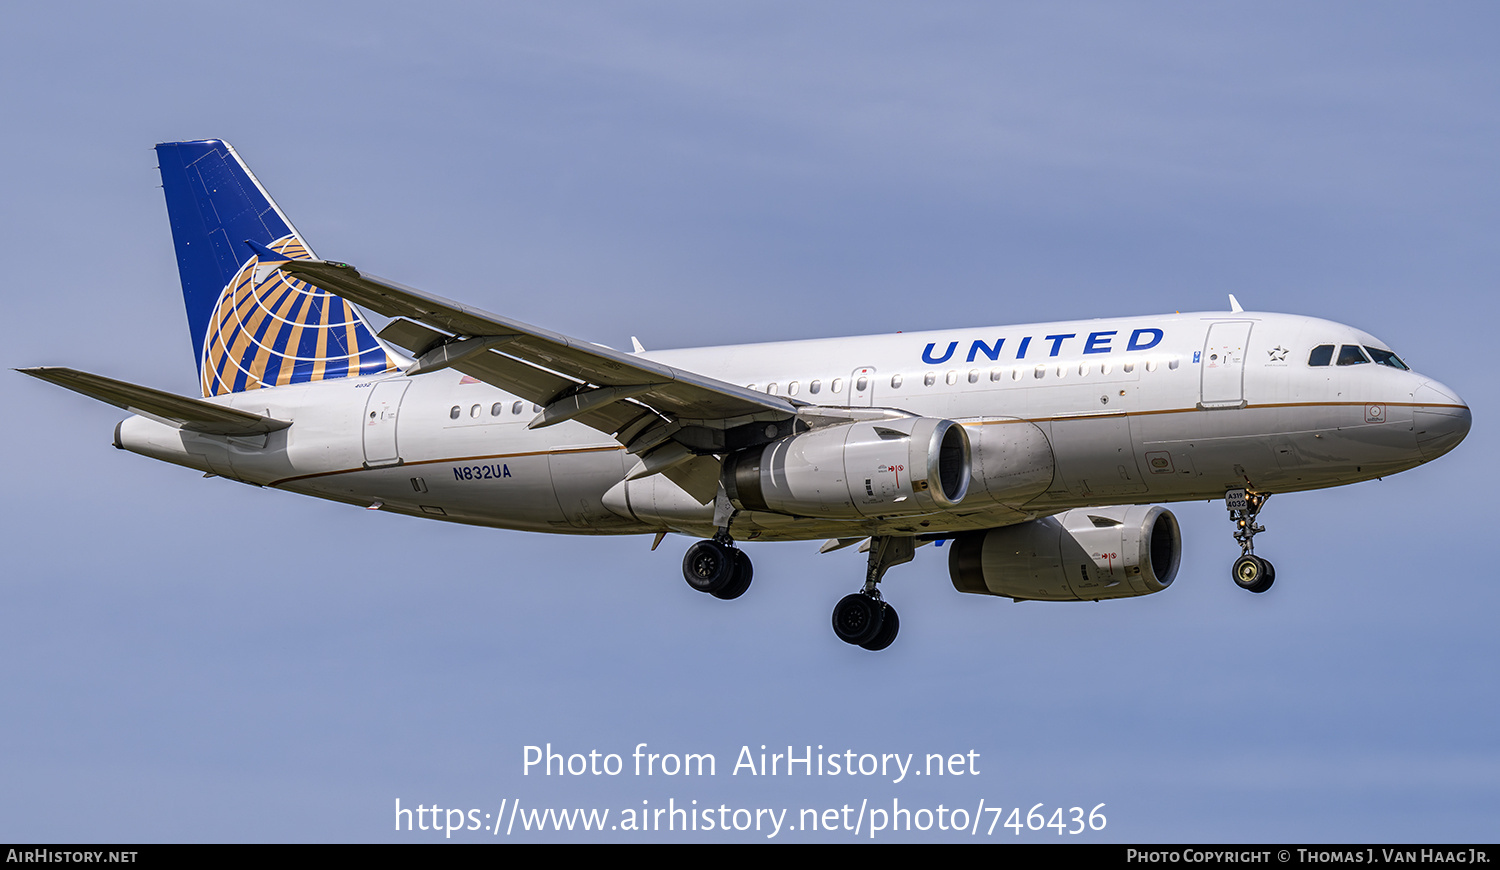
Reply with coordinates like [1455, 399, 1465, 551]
[362, 379, 410, 467]
[1200, 321, 1253, 408]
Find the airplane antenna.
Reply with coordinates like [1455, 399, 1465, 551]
[1228, 294, 1244, 313]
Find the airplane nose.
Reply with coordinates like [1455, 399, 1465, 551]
[1412, 380, 1471, 461]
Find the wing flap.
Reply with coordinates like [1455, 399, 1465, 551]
[376, 318, 447, 357]
[279, 259, 798, 424]
[19, 367, 292, 436]
[445, 348, 657, 440]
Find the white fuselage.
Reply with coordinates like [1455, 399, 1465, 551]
[115, 310, 1470, 542]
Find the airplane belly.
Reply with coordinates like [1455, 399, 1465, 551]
[602, 474, 715, 532]
[1048, 412, 1147, 498]
[1269, 401, 1425, 485]
[1131, 407, 1283, 494]
[549, 446, 638, 530]
[432, 452, 570, 528]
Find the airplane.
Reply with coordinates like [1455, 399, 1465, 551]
[21, 139, 1472, 651]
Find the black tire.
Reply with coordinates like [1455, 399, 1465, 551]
[712, 550, 754, 600]
[1232, 554, 1274, 594]
[1255, 559, 1276, 593]
[683, 540, 733, 594]
[832, 593, 885, 646]
[860, 603, 900, 651]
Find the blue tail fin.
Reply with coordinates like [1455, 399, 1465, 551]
[155, 140, 398, 397]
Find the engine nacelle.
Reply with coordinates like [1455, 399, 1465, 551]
[723, 417, 971, 519]
[949, 505, 1181, 601]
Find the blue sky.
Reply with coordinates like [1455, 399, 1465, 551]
[3, 2, 1496, 842]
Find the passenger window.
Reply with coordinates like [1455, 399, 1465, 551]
[946, 371, 958, 385]
[788, 381, 799, 396]
[513, 401, 524, 414]
[832, 378, 844, 393]
[1123, 362, 1135, 373]
[809, 380, 821, 394]
[767, 383, 778, 395]
[855, 377, 869, 392]
[491, 403, 503, 416]
[1308, 345, 1334, 367]
[968, 369, 980, 384]
[1145, 360, 1157, 372]
[1168, 359, 1179, 370]
[990, 368, 1003, 382]
[1055, 365, 1066, 378]
[1034, 365, 1046, 379]
[1337, 345, 1370, 366]
[449, 405, 460, 420]
[924, 373, 936, 387]
[890, 374, 903, 389]
[1101, 363, 1112, 375]
[470, 404, 481, 418]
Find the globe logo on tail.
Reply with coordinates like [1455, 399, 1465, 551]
[200, 235, 397, 397]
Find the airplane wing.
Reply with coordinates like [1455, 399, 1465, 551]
[264, 248, 800, 462]
[18, 367, 291, 437]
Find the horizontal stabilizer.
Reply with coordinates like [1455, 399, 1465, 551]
[18, 367, 291, 436]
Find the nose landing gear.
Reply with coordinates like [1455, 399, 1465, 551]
[1226, 489, 1274, 593]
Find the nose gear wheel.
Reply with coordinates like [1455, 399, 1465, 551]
[1226, 489, 1276, 593]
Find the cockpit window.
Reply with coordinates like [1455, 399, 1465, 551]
[1365, 347, 1409, 370]
[1337, 345, 1371, 366]
[1308, 345, 1334, 367]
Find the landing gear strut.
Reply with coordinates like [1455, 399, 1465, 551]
[682, 530, 753, 600]
[1226, 488, 1275, 593]
[832, 536, 913, 651]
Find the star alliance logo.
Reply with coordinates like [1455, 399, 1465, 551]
[1268, 346, 1289, 362]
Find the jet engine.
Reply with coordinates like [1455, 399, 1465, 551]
[949, 505, 1181, 601]
[722, 417, 970, 519]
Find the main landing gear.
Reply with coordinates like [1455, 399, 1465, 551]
[681, 532, 753, 600]
[680, 532, 915, 651]
[832, 536, 914, 652]
[1226, 488, 1275, 594]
